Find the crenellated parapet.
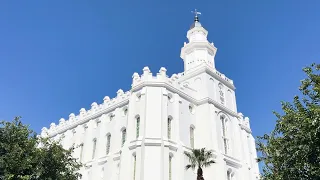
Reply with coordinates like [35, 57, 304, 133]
[41, 90, 131, 137]
[238, 112, 252, 133]
[131, 66, 185, 89]
[131, 66, 233, 92]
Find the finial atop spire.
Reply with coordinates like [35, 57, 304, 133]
[190, 9, 202, 29]
[191, 9, 201, 22]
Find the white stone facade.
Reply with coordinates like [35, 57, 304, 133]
[41, 16, 260, 180]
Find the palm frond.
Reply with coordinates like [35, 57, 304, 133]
[184, 151, 197, 165]
[203, 160, 215, 167]
[184, 148, 216, 169]
[185, 164, 196, 170]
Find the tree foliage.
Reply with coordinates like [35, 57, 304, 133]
[184, 148, 215, 180]
[0, 117, 82, 180]
[257, 63, 320, 180]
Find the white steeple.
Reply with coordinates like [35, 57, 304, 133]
[180, 10, 217, 72]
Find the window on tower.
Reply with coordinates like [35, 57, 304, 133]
[123, 107, 128, 116]
[121, 128, 127, 147]
[106, 134, 111, 155]
[221, 115, 229, 154]
[133, 154, 137, 180]
[79, 143, 84, 162]
[168, 117, 172, 139]
[110, 114, 115, 121]
[136, 116, 140, 139]
[190, 126, 195, 148]
[169, 154, 173, 180]
[92, 138, 97, 159]
[227, 170, 231, 180]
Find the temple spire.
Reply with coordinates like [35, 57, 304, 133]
[181, 9, 217, 72]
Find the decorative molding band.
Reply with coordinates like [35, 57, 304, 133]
[223, 155, 242, 168]
[179, 64, 235, 90]
[132, 81, 239, 118]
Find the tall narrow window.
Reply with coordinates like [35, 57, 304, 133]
[190, 126, 194, 148]
[122, 128, 127, 146]
[92, 139, 97, 159]
[110, 114, 115, 121]
[96, 119, 101, 128]
[221, 116, 229, 154]
[227, 171, 231, 180]
[101, 167, 104, 179]
[124, 108, 128, 116]
[80, 143, 84, 162]
[133, 155, 136, 180]
[169, 155, 172, 180]
[136, 117, 140, 139]
[106, 134, 111, 155]
[167, 117, 172, 139]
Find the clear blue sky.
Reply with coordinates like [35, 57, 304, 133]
[0, 1, 319, 141]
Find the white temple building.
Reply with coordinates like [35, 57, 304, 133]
[41, 12, 260, 180]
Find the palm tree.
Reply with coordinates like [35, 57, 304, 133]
[184, 148, 215, 180]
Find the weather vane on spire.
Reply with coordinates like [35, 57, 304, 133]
[191, 9, 201, 22]
[191, 9, 201, 17]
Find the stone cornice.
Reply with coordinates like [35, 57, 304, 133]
[131, 81, 239, 118]
[181, 41, 217, 58]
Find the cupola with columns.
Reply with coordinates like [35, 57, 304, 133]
[181, 9, 217, 72]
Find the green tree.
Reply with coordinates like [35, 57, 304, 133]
[0, 117, 82, 180]
[257, 63, 320, 180]
[184, 148, 215, 180]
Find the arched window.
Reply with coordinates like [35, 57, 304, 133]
[190, 126, 195, 148]
[72, 129, 76, 136]
[122, 128, 127, 147]
[106, 134, 111, 155]
[136, 117, 140, 139]
[167, 117, 172, 139]
[227, 170, 231, 180]
[189, 104, 195, 114]
[133, 154, 137, 180]
[221, 115, 229, 154]
[110, 113, 115, 121]
[123, 107, 128, 116]
[101, 167, 104, 179]
[79, 143, 84, 162]
[95, 118, 101, 128]
[92, 138, 97, 159]
[169, 155, 173, 180]
[227, 169, 235, 180]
